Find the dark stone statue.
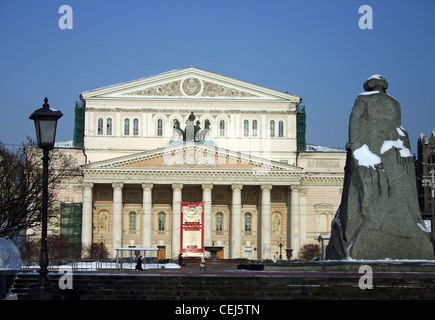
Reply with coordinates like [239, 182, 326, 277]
[172, 112, 211, 143]
[325, 75, 434, 260]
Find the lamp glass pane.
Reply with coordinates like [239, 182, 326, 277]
[38, 119, 57, 146]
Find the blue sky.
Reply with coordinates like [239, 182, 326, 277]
[1, 0, 434, 152]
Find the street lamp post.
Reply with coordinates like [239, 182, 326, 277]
[29, 98, 63, 299]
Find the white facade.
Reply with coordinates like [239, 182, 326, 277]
[63, 67, 345, 260]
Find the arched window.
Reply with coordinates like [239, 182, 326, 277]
[245, 212, 252, 232]
[252, 120, 258, 137]
[106, 118, 112, 135]
[157, 119, 163, 136]
[158, 212, 166, 232]
[97, 118, 104, 135]
[243, 120, 249, 137]
[129, 212, 136, 233]
[133, 118, 139, 136]
[219, 120, 225, 136]
[270, 120, 275, 137]
[278, 120, 284, 137]
[216, 212, 223, 232]
[124, 119, 130, 135]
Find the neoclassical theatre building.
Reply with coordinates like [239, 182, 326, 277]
[56, 67, 346, 260]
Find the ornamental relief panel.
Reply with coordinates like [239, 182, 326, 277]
[182, 78, 202, 96]
[307, 159, 339, 168]
[122, 78, 259, 98]
[200, 81, 259, 98]
[125, 80, 183, 96]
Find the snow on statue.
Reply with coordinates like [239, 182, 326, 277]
[325, 75, 434, 260]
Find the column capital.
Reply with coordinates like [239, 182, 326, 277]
[83, 182, 94, 189]
[141, 183, 153, 190]
[261, 184, 273, 191]
[112, 182, 124, 189]
[172, 183, 183, 190]
[202, 184, 213, 190]
[290, 185, 301, 192]
[231, 184, 243, 191]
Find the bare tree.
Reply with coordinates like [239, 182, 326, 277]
[0, 139, 80, 239]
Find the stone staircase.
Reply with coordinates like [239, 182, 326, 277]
[7, 270, 435, 300]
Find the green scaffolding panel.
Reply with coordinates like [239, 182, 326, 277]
[297, 104, 307, 151]
[73, 101, 85, 148]
[60, 202, 82, 244]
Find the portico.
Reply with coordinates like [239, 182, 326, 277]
[80, 142, 304, 259]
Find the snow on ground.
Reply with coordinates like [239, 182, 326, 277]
[22, 261, 181, 271]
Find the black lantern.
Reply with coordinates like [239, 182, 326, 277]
[29, 97, 62, 299]
[29, 97, 63, 149]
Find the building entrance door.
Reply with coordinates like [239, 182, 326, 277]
[157, 245, 166, 260]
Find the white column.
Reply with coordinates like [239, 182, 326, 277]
[261, 184, 272, 259]
[171, 184, 183, 258]
[230, 184, 243, 258]
[290, 185, 300, 257]
[202, 184, 213, 248]
[299, 188, 308, 249]
[286, 187, 292, 250]
[112, 182, 123, 257]
[81, 182, 93, 257]
[141, 183, 153, 248]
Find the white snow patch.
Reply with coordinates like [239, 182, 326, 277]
[368, 74, 384, 80]
[380, 139, 412, 157]
[353, 144, 381, 169]
[396, 127, 406, 137]
[417, 223, 430, 233]
[359, 90, 380, 96]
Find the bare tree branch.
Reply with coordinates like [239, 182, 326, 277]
[0, 138, 81, 238]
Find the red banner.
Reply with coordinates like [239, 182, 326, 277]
[180, 202, 204, 257]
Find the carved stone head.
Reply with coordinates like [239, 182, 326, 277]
[363, 75, 388, 92]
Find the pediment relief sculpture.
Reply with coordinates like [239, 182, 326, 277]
[123, 78, 259, 98]
[124, 80, 183, 96]
[200, 81, 258, 98]
[162, 153, 220, 167]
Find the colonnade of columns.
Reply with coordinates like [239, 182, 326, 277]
[81, 182, 304, 259]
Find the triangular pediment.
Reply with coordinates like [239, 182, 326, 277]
[83, 142, 302, 172]
[80, 67, 300, 102]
